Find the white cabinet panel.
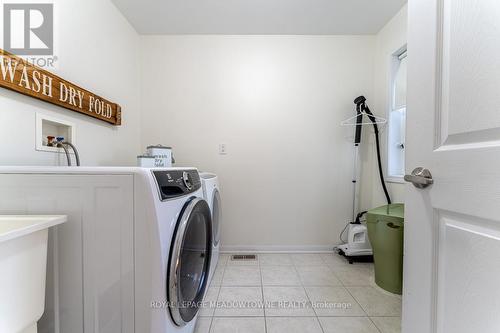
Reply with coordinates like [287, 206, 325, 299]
[82, 179, 134, 333]
[0, 175, 134, 333]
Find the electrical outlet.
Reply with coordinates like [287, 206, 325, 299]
[219, 143, 227, 155]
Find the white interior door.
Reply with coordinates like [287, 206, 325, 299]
[404, 0, 500, 332]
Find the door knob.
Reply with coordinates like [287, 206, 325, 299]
[404, 167, 433, 189]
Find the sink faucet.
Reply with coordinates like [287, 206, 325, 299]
[55, 138, 80, 166]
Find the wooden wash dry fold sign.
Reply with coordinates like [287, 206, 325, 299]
[0, 48, 121, 125]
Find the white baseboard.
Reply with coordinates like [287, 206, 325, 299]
[220, 244, 337, 254]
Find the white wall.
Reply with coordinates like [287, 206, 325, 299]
[140, 36, 375, 251]
[0, 0, 141, 166]
[0, 0, 405, 249]
[359, 4, 408, 211]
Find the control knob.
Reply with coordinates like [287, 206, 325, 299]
[182, 171, 193, 190]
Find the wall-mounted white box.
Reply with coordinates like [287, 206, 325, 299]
[36, 114, 76, 153]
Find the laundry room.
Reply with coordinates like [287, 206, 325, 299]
[3, 0, 499, 333]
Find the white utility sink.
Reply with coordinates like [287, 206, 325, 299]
[0, 215, 67, 333]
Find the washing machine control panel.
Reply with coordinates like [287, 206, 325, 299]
[153, 170, 201, 201]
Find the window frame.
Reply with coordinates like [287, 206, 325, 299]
[386, 45, 407, 183]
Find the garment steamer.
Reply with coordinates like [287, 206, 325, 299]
[336, 96, 392, 263]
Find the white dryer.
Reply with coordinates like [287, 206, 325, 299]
[199, 172, 221, 281]
[135, 168, 213, 333]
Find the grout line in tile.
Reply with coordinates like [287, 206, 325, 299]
[210, 260, 226, 326]
[343, 285, 370, 317]
[210, 316, 266, 318]
[217, 285, 262, 288]
[369, 316, 403, 333]
[209, 315, 266, 318]
[367, 316, 383, 333]
[258, 257, 268, 333]
[312, 315, 384, 319]
[292, 258, 327, 333]
[317, 316, 327, 333]
[207, 316, 214, 333]
[262, 315, 330, 318]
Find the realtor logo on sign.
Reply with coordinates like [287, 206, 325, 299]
[2, 3, 57, 68]
[3, 3, 53, 55]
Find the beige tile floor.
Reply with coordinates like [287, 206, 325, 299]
[194, 253, 401, 333]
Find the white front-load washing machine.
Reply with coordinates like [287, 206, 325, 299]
[199, 172, 221, 282]
[0, 166, 211, 333]
[135, 168, 213, 333]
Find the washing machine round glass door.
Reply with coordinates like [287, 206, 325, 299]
[168, 197, 212, 326]
[212, 189, 221, 246]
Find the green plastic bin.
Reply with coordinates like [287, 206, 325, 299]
[366, 203, 404, 295]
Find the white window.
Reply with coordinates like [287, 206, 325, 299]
[387, 49, 407, 179]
